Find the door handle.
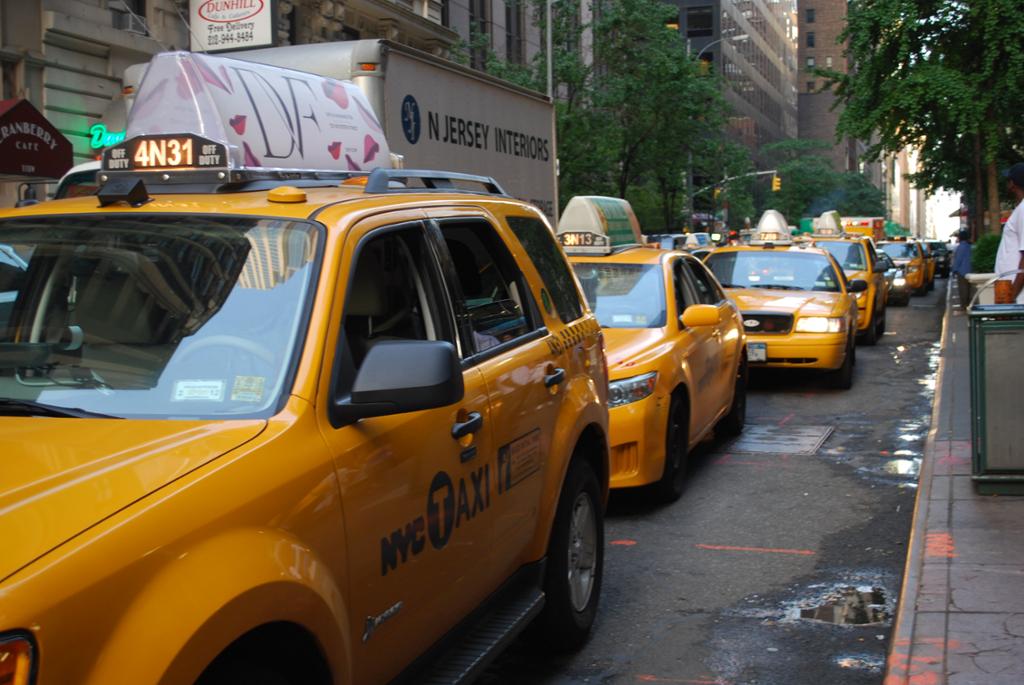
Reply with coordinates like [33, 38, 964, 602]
[544, 367, 566, 388]
[451, 411, 483, 439]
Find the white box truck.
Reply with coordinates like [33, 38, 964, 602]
[228, 40, 558, 220]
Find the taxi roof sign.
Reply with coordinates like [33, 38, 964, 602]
[102, 52, 390, 184]
[812, 210, 842, 237]
[556, 196, 643, 255]
[751, 209, 792, 245]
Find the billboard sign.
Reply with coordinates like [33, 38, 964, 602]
[189, 0, 275, 52]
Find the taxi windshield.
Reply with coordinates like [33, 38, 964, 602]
[0, 216, 320, 419]
[880, 243, 918, 260]
[705, 251, 842, 292]
[572, 263, 666, 328]
[816, 240, 866, 270]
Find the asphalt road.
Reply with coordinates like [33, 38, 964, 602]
[483, 280, 947, 685]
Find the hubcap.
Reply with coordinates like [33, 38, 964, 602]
[567, 492, 597, 612]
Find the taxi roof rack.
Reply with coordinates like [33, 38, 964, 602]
[363, 169, 508, 196]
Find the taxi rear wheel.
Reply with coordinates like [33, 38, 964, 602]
[197, 661, 291, 685]
[860, 309, 879, 346]
[655, 395, 690, 502]
[717, 357, 747, 437]
[531, 457, 604, 652]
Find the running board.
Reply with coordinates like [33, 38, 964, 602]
[419, 586, 545, 684]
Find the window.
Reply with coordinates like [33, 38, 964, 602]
[685, 259, 724, 304]
[807, 80, 816, 92]
[686, 6, 713, 38]
[341, 226, 450, 385]
[469, 0, 490, 70]
[505, 0, 525, 64]
[673, 259, 697, 315]
[806, 8, 816, 23]
[441, 221, 537, 356]
[507, 216, 584, 323]
[572, 263, 666, 328]
[806, 32, 815, 48]
[806, 56, 816, 68]
[826, 56, 833, 68]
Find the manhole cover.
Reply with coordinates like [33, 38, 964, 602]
[727, 425, 833, 454]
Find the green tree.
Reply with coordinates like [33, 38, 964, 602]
[825, 0, 1024, 235]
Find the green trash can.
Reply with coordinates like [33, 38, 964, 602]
[969, 275, 1024, 494]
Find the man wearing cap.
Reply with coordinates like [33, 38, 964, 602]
[995, 163, 1024, 304]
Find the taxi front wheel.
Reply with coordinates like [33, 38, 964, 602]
[717, 357, 747, 437]
[830, 337, 855, 390]
[655, 395, 689, 502]
[531, 458, 604, 652]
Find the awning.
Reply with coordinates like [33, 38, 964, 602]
[0, 99, 73, 181]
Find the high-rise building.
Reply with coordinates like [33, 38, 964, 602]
[797, 0, 879, 183]
[670, 0, 799, 160]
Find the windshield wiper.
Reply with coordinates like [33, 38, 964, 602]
[747, 284, 806, 291]
[0, 398, 122, 419]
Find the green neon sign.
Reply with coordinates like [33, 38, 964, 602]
[89, 123, 126, 150]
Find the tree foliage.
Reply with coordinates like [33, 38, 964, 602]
[762, 140, 885, 220]
[825, 0, 1024, 233]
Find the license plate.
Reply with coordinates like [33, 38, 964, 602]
[748, 342, 767, 363]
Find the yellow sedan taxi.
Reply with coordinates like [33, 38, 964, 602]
[878, 240, 928, 295]
[0, 52, 610, 685]
[810, 229, 889, 345]
[558, 197, 747, 501]
[704, 212, 863, 389]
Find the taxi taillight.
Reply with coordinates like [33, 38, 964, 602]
[0, 635, 34, 685]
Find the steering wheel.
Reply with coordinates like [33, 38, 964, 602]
[174, 335, 276, 367]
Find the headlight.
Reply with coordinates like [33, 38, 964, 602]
[795, 316, 846, 333]
[608, 371, 658, 407]
[894, 276, 906, 286]
[0, 634, 34, 685]
[907, 265, 920, 273]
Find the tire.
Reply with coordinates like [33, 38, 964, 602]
[876, 306, 886, 338]
[717, 355, 747, 437]
[860, 309, 879, 346]
[830, 336, 854, 389]
[655, 394, 689, 502]
[197, 661, 291, 685]
[531, 458, 604, 653]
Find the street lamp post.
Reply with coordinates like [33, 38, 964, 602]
[686, 32, 748, 230]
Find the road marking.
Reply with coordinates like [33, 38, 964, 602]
[635, 676, 729, 684]
[925, 532, 957, 558]
[695, 544, 815, 556]
[777, 412, 795, 427]
[610, 539, 637, 546]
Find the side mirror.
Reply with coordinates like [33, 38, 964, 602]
[681, 303, 721, 328]
[848, 279, 869, 293]
[331, 340, 463, 426]
[874, 259, 889, 272]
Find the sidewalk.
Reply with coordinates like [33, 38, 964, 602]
[884, 282, 1024, 685]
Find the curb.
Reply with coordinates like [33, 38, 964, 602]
[883, 280, 952, 685]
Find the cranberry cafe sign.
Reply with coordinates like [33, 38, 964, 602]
[189, 0, 275, 52]
[0, 99, 73, 180]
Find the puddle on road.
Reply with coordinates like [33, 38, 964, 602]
[835, 654, 885, 673]
[791, 586, 889, 625]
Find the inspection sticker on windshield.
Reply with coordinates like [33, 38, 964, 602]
[231, 375, 266, 403]
[173, 380, 224, 402]
[748, 343, 767, 363]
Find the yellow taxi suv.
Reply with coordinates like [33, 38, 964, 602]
[0, 52, 611, 685]
[809, 221, 889, 345]
[557, 197, 746, 502]
[704, 211, 863, 389]
[878, 240, 928, 296]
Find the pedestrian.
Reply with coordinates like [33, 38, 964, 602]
[951, 229, 972, 309]
[994, 162, 1024, 304]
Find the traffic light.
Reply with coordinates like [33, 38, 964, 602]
[713, 187, 722, 199]
[771, 175, 781, 192]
